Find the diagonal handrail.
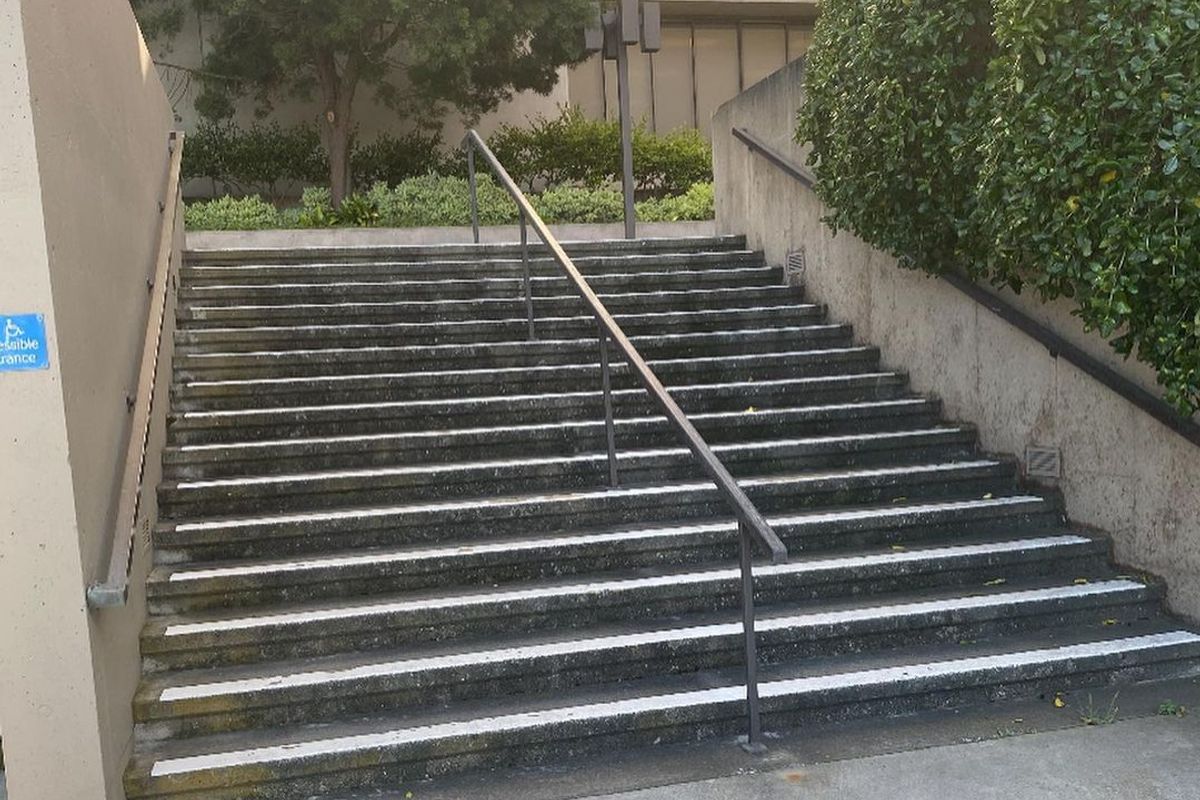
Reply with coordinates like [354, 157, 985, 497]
[87, 131, 185, 609]
[462, 129, 787, 751]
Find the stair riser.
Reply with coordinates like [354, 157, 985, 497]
[154, 465, 1017, 562]
[178, 286, 803, 327]
[164, 404, 943, 479]
[136, 593, 1159, 740]
[180, 252, 766, 285]
[170, 350, 883, 411]
[172, 328, 854, 382]
[179, 267, 783, 306]
[174, 306, 824, 351]
[182, 237, 749, 267]
[166, 376, 912, 445]
[148, 506, 1065, 614]
[126, 642, 1200, 799]
[141, 546, 1108, 671]
[158, 434, 978, 519]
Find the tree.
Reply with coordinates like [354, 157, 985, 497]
[135, 0, 596, 204]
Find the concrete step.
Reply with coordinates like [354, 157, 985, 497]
[158, 428, 980, 518]
[177, 284, 805, 327]
[125, 628, 1200, 799]
[147, 494, 1064, 614]
[135, 578, 1160, 740]
[166, 375, 915, 445]
[140, 533, 1110, 671]
[153, 459, 1022, 562]
[172, 324, 856, 381]
[182, 235, 750, 267]
[174, 304, 826, 351]
[178, 265, 783, 305]
[170, 346, 884, 411]
[163, 399, 946, 478]
[181, 250, 767, 285]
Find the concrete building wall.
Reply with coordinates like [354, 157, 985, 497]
[713, 58, 1200, 622]
[0, 0, 177, 797]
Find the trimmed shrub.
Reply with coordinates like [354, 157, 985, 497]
[535, 186, 626, 223]
[183, 121, 325, 200]
[796, 0, 995, 271]
[351, 131, 457, 187]
[972, 0, 1200, 412]
[366, 176, 518, 228]
[489, 107, 713, 195]
[636, 182, 715, 222]
[184, 195, 280, 230]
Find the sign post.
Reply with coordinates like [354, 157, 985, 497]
[585, 1, 661, 240]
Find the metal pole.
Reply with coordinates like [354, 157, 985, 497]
[739, 521, 766, 754]
[615, 21, 637, 240]
[598, 319, 619, 487]
[521, 212, 535, 340]
[467, 146, 481, 244]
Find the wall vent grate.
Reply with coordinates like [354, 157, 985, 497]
[785, 248, 806, 287]
[1025, 445, 1062, 480]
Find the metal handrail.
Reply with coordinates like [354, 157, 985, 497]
[731, 125, 1200, 447]
[87, 131, 185, 609]
[462, 129, 787, 750]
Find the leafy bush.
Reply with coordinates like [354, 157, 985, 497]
[184, 195, 280, 230]
[366, 176, 518, 228]
[972, 0, 1200, 413]
[535, 186, 626, 223]
[798, 0, 1200, 413]
[351, 131, 457, 187]
[183, 121, 326, 200]
[796, 0, 995, 271]
[489, 107, 713, 195]
[636, 182, 715, 222]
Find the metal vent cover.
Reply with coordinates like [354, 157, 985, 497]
[1025, 445, 1062, 479]
[785, 248, 807, 287]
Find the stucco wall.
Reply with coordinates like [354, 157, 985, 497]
[713, 58, 1200, 622]
[0, 0, 177, 797]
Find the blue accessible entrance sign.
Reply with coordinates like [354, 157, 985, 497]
[0, 313, 50, 372]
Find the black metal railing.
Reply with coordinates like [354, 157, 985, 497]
[730, 125, 1200, 449]
[463, 129, 788, 750]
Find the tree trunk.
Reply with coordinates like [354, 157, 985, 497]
[316, 51, 360, 208]
[327, 115, 352, 207]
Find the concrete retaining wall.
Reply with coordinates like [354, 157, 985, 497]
[0, 0, 177, 797]
[713, 59, 1200, 622]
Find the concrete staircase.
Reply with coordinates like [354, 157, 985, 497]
[127, 235, 1200, 799]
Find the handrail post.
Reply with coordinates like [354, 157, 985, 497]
[467, 145, 481, 244]
[520, 211, 535, 340]
[739, 521, 766, 753]
[597, 320, 619, 488]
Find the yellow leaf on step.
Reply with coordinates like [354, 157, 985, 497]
[745, 406, 757, 414]
[890, 544, 907, 552]
[1054, 694, 1066, 709]
[1074, 578, 1089, 585]
[984, 578, 1007, 586]
[982, 493, 994, 500]
[1103, 618, 1118, 626]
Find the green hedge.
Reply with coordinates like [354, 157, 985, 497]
[797, 0, 1200, 413]
[487, 107, 713, 195]
[183, 109, 712, 201]
[185, 179, 714, 231]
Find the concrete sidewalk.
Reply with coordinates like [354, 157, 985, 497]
[585, 713, 1199, 800]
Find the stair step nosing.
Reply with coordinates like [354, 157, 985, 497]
[166, 428, 973, 490]
[150, 580, 1151, 705]
[166, 459, 1007, 533]
[155, 494, 1052, 585]
[177, 347, 878, 390]
[168, 399, 935, 455]
[155, 535, 1097, 638]
[143, 630, 1200, 781]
